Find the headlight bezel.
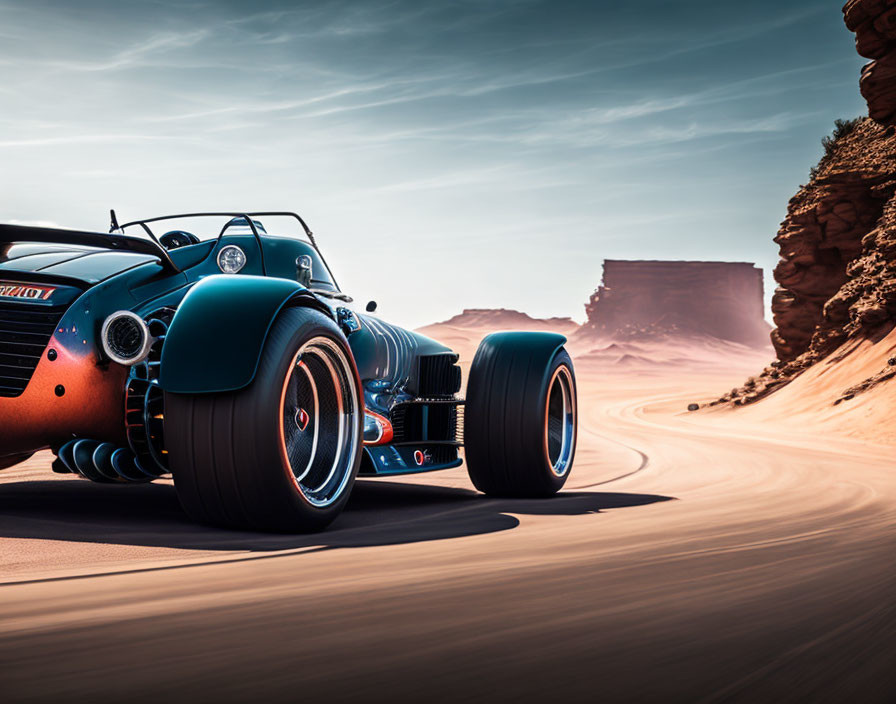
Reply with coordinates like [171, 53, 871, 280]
[217, 245, 247, 274]
[101, 311, 152, 366]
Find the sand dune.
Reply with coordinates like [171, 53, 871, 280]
[707, 324, 896, 445]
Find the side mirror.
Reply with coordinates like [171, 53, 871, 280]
[365, 300, 378, 313]
[296, 255, 312, 287]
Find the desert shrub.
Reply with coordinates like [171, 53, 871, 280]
[822, 118, 862, 155]
[810, 117, 863, 180]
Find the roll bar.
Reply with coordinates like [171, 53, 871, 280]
[115, 211, 338, 288]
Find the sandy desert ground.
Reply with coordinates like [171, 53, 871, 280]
[0, 326, 894, 703]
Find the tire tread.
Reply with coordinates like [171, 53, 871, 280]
[465, 336, 575, 498]
[166, 306, 362, 532]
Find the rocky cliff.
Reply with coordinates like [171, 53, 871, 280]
[583, 260, 770, 347]
[718, 0, 896, 406]
[845, 0, 896, 125]
[768, 119, 896, 364]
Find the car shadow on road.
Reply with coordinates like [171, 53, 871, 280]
[0, 476, 674, 553]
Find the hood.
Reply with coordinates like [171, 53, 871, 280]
[0, 243, 158, 285]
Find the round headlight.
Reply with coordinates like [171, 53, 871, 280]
[101, 311, 151, 366]
[217, 245, 247, 274]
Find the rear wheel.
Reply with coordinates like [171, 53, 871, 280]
[464, 334, 577, 497]
[165, 307, 362, 532]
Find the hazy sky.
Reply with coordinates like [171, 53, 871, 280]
[0, 1, 865, 328]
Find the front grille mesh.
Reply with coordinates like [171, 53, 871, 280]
[416, 354, 461, 397]
[391, 401, 461, 444]
[391, 404, 407, 442]
[0, 301, 67, 397]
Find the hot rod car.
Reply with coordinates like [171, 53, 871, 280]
[0, 212, 577, 531]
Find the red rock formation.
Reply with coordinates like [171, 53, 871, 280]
[769, 123, 896, 362]
[844, 0, 896, 126]
[584, 260, 770, 347]
[717, 4, 896, 407]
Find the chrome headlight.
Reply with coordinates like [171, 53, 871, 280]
[217, 245, 247, 274]
[296, 254, 312, 286]
[101, 311, 152, 366]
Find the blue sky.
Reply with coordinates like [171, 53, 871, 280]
[0, 1, 866, 327]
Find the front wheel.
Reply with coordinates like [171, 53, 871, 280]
[165, 306, 363, 532]
[464, 333, 577, 497]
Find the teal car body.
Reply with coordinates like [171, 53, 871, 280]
[0, 212, 474, 480]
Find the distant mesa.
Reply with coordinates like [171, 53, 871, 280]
[427, 308, 579, 333]
[582, 260, 771, 348]
[417, 308, 580, 366]
[419, 261, 774, 371]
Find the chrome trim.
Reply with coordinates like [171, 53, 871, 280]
[296, 255, 313, 287]
[278, 336, 359, 508]
[216, 244, 247, 274]
[294, 361, 320, 483]
[101, 311, 152, 366]
[306, 349, 345, 495]
[544, 364, 576, 477]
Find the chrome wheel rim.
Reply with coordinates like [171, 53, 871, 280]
[279, 336, 359, 508]
[544, 364, 576, 477]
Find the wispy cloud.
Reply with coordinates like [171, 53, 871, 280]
[0, 134, 192, 149]
[38, 29, 211, 73]
[0, 0, 863, 327]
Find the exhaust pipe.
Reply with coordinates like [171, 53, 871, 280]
[110, 448, 153, 482]
[57, 440, 79, 475]
[72, 439, 108, 482]
[56, 440, 158, 483]
[91, 443, 120, 481]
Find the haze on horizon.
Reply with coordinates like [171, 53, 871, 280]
[0, 0, 865, 328]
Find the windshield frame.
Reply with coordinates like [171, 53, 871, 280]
[115, 211, 340, 289]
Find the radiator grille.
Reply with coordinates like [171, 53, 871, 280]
[416, 354, 461, 397]
[0, 301, 68, 397]
[391, 401, 461, 444]
[391, 404, 407, 442]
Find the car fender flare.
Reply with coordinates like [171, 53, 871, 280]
[158, 275, 333, 394]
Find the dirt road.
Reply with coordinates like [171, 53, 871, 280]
[1, 370, 894, 702]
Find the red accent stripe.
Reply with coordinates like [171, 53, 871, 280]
[363, 410, 394, 445]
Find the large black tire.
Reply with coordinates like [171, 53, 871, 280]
[165, 307, 363, 532]
[464, 333, 577, 497]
